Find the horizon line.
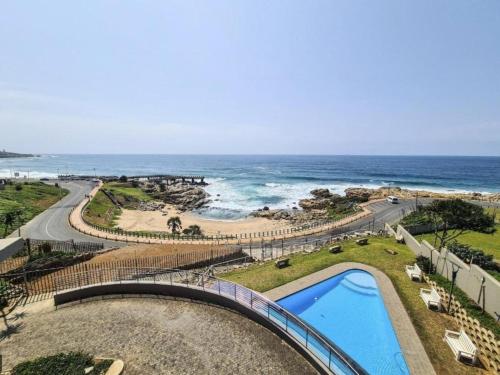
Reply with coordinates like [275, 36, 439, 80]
[29, 153, 500, 158]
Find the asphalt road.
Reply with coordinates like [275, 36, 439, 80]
[14, 181, 499, 250]
[15, 180, 122, 248]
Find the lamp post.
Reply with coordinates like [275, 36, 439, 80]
[448, 263, 461, 314]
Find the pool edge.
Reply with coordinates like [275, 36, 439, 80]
[264, 262, 436, 375]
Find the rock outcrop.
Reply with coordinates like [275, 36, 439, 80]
[250, 208, 328, 223]
[157, 184, 210, 211]
[299, 189, 342, 210]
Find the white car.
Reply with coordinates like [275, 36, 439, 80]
[387, 195, 399, 204]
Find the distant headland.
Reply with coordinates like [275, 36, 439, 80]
[0, 149, 35, 158]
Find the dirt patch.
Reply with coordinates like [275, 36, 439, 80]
[88, 243, 229, 264]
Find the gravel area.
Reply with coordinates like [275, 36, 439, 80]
[0, 298, 318, 374]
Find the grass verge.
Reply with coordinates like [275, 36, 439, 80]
[83, 182, 151, 228]
[428, 273, 499, 338]
[0, 182, 68, 238]
[221, 237, 489, 375]
[415, 227, 499, 260]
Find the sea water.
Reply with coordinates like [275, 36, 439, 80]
[1, 154, 499, 219]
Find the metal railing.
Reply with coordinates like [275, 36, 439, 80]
[3, 266, 366, 374]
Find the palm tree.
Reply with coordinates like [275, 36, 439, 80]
[167, 216, 182, 234]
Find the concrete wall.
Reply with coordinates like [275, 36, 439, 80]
[0, 237, 24, 261]
[396, 225, 500, 318]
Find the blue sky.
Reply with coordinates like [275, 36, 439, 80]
[1, 1, 499, 155]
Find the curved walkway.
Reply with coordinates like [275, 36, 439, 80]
[264, 262, 436, 375]
[0, 298, 317, 375]
[69, 182, 374, 245]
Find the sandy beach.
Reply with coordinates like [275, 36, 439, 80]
[117, 204, 289, 236]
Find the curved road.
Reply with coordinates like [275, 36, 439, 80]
[16, 180, 123, 248]
[15, 181, 499, 250]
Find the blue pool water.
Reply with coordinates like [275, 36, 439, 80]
[277, 270, 410, 375]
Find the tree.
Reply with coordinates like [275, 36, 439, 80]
[167, 216, 182, 234]
[424, 199, 494, 249]
[182, 224, 202, 236]
[119, 175, 128, 183]
[1, 211, 17, 237]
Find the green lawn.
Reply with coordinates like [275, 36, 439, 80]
[0, 182, 68, 238]
[415, 226, 500, 260]
[105, 182, 152, 206]
[221, 237, 491, 375]
[83, 182, 151, 228]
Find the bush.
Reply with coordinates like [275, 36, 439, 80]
[415, 255, 434, 274]
[15, 184, 23, 191]
[119, 175, 128, 182]
[400, 209, 431, 227]
[40, 242, 52, 254]
[12, 352, 93, 375]
[447, 241, 497, 271]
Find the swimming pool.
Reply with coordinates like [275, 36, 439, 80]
[277, 269, 410, 375]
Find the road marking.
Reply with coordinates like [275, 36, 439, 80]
[44, 181, 85, 240]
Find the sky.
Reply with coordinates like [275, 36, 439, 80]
[1, 1, 499, 155]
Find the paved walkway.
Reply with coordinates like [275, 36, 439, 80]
[0, 298, 318, 375]
[70, 183, 375, 245]
[264, 262, 436, 375]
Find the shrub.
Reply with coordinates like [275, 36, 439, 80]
[415, 255, 434, 274]
[15, 184, 23, 191]
[40, 242, 52, 254]
[400, 209, 431, 227]
[12, 352, 93, 375]
[447, 241, 497, 271]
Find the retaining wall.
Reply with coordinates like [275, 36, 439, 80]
[396, 225, 500, 318]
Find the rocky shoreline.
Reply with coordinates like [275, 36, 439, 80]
[250, 188, 362, 224]
[344, 186, 500, 202]
[133, 180, 499, 221]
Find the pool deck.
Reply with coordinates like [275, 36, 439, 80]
[264, 262, 436, 375]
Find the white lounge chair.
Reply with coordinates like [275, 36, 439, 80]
[444, 329, 478, 364]
[405, 264, 422, 281]
[420, 287, 441, 310]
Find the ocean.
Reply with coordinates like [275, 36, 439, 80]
[1, 155, 499, 219]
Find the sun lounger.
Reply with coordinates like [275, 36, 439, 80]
[420, 287, 441, 310]
[405, 264, 422, 281]
[444, 329, 478, 364]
